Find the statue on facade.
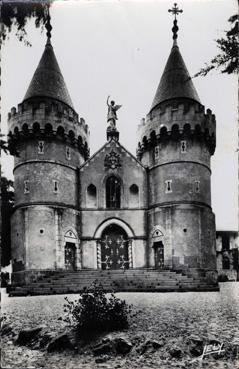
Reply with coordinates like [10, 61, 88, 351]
[107, 96, 122, 130]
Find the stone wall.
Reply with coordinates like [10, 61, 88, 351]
[79, 139, 148, 269]
[141, 140, 211, 170]
[147, 204, 216, 270]
[11, 206, 81, 282]
[79, 140, 147, 209]
[148, 162, 211, 207]
[14, 140, 85, 169]
[14, 162, 78, 208]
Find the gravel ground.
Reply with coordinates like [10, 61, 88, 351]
[1, 282, 239, 369]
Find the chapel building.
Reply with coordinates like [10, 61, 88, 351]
[8, 8, 218, 293]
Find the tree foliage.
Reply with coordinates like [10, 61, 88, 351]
[1, 176, 14, 267]
[1, 134, 19, 157]
[0, 0, 53, 45]
[0, 134, 10, 155]
[195, 14, 238, 77]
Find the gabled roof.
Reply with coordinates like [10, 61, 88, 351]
[23, 40, 74, 110]
[79, 138, 146, 171]
[150, 43, 201, 112]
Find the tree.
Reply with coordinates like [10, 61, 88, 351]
[195, 14, 238, 77]
[1, 133, 19, 157]
[0, 134, 10, 155]
[1, 0, 53, 45]
[1, 1, 53, 155]
[1, 176, 14, 267]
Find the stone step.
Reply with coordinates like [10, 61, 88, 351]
[8, 268, 219, 296]
[21, 273, 197, 290]
[9, 283, 219, 296]
[18, 280, 197, 289]
[53, 270, 177, 276]
[49, 276, 180, 283]
[53, 273, 176, 278]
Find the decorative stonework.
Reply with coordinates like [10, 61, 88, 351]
[128, 240, 133, 268]
[104, 150, 121, 170]
[97, 241, 102, 269]
[151, 225, 165, 240]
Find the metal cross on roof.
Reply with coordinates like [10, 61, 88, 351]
[168, 3, 183, 41]
[168, 3, 183, 19]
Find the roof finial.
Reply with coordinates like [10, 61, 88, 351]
[168, 3, 183, 44]
[45, 10, 52, 45]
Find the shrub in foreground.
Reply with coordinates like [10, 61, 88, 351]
[63, 283, 132, 335]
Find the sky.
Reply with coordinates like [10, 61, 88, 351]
[2, 0, 238, 231]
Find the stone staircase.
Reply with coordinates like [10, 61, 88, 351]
[8, 269, 219, 296]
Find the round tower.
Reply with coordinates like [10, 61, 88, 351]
[8, 24, 89, 284]
[137, 5, 217, 283]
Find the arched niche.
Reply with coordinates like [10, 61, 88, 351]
[86, 184, 97, 208]
[129, 184, 139, 208]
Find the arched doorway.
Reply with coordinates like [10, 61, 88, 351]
[100, 224, 129, 270]
[153, 241, 164, 269]
[152, 226, 164, 269]
[64, 230, 77, 271]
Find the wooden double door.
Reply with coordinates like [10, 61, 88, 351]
[153, 241, 164, 269]
[65, 242, 76, 270]
[101, 225, 129, 270]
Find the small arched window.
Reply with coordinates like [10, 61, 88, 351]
[106, 176, 121, 209]
[57, 126, 65, 137]
[87, 184, 97, 208]
[129, 184, 139, 207]
[33, 122, 40, 133]
[69, 130, 75, 141]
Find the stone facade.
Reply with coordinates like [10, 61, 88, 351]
[79, 139, 147, 270]
[8, 25, 218, 287]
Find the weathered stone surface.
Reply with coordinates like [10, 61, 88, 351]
[228, 338, 239, 359]
[1, 323, 13, 337]
[207, 335, 220, 344]
[16, 327, 42, 346]
[47, 333, 74, 352]
[39, 332, 56, 349]
[92, 340, 114, 356]
[137, 339, 164, 355]
[188, 335, 204, 356]
[113, 337, 133, 355]
[95, 355, 110, 363]
[92, 335, 133, 356]
[169, 346, 182, 358]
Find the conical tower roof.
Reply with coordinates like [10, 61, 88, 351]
[150, 43, 200, 112]
[23, 40, 74, 110]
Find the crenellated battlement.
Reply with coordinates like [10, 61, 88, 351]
[8, 98, 89, 138]
[137, 101, 216, 158]
[8, 98, 90, 159]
